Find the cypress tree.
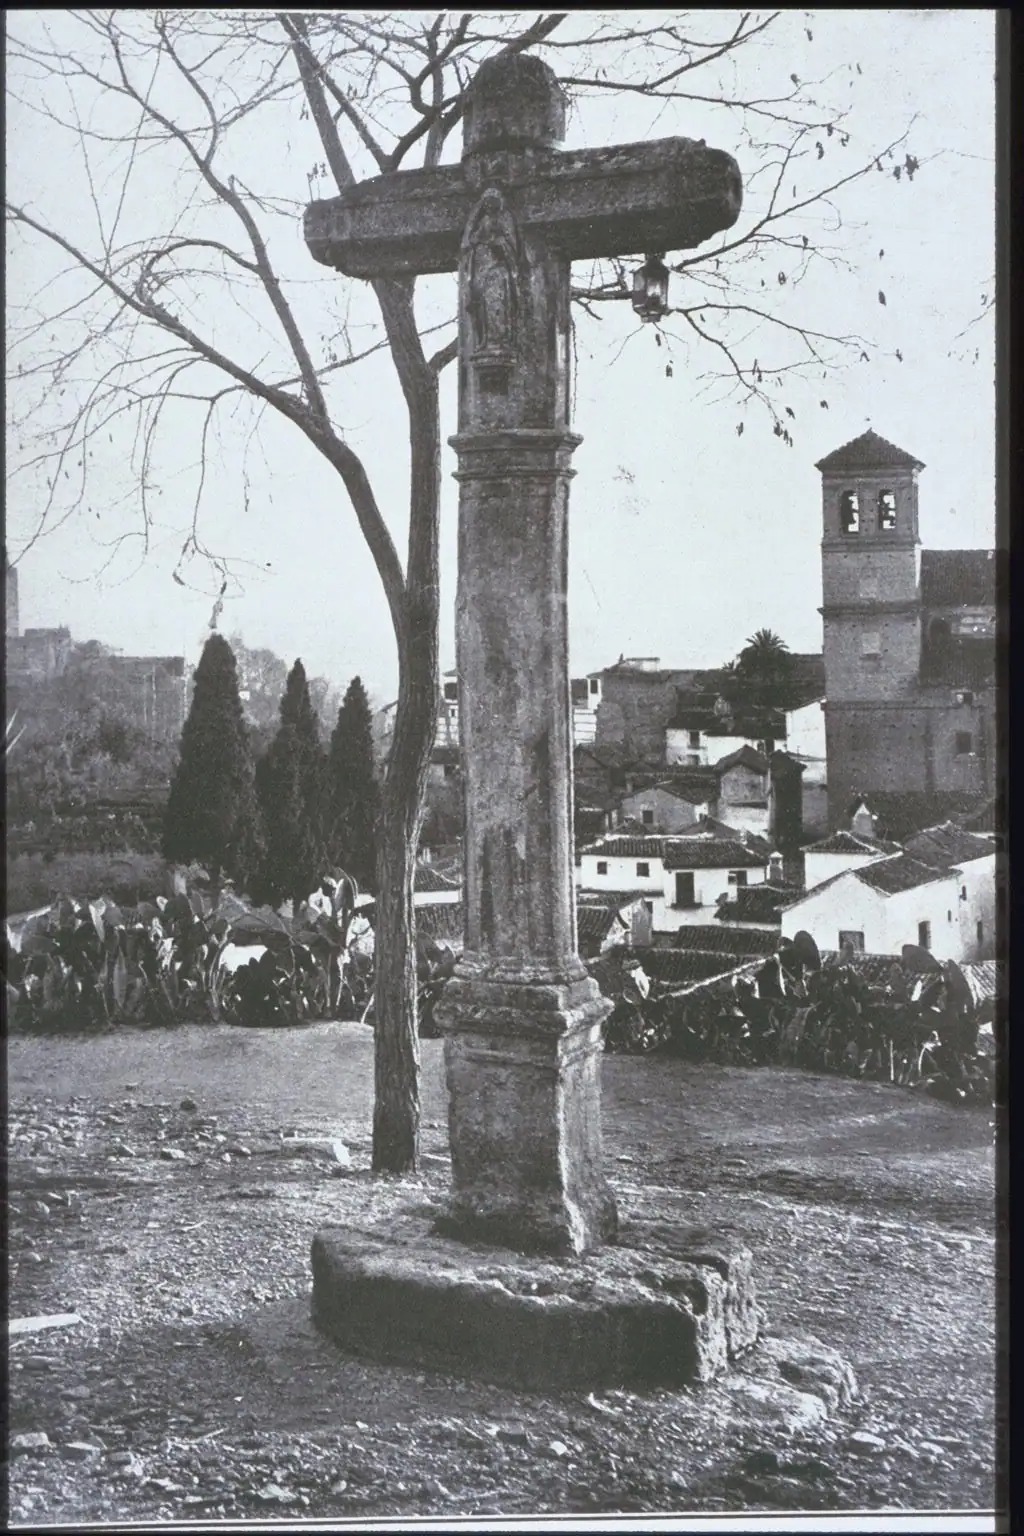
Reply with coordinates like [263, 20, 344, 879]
[326, 675, 380, 890]
[256, 659, 325, 910]
[162, 634, 263, 892]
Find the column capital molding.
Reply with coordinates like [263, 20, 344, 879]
[449, 428, 582, 482]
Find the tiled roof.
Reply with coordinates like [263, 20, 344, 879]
[851, 791, 989, 844]
[715, 745, 769, 775]
[803, 831, 901, 856]
[675, 816, 746, 839]
[663, 840, 768, 871]
[816, 952, 1002, 1006]
[817, 951, 932, 984]
[856, 855, 953, 895]
[414, 863, 461, 893]
[919, 549, 998, 608]
[814, 429, 924, 472]
[624, 773, 718, 803]
[667, 926, 782, 957]
[904, 823, 996, 870]
[577, 888, 650, 907]
[580, 837, 665, 860]
[717, 886, 799, 924]
[576, 904, 623, 943]
[960, 961, 1002, 1007]
[635, 949, 765, 988]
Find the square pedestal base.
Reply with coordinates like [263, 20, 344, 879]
[435, 971, 616, 1256]
[311, 1214, 759, 1391]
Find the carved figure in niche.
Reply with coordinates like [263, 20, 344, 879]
[464, 187, 520, 360]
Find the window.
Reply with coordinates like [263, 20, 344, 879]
[878, 490, 897, 530]
[955, 731, 973, 756]
[977, 921, 984, 944]
[674, 871, 696, 908]
[688, 730, 701, 749]
[728, 870, 748, 887]
[643, 899, 654, 915]
[596, 861, 608, 876]
[687, 754, 701, 766]
[636, 861, 650, 878]
[961, 885, 968, 901]
[641, 809, 655, 827]
[589, 678, 600, 696]
[918, 921, 931, 951]
[840, 491, 860, 534]
[860, 574, 879, 600]
[447, 705, 458, 720]
[443, 681, 458, 701]
[947, 910, 953, 924]
[860, 631, 881, 659]
[838, 930, 865, 953]
[443, 764, 457, 780]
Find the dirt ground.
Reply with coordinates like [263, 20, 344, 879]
[7, 1021, 1002, 1524]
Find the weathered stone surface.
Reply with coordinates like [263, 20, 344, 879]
[725, 1377, 828, 1435]
[304, 51, 743, 1265]
[756, 1332, 859, 1411]
[847, 1430, 887, 1456]
[465, 51, 566, 154]
[10, 1431, 52, 1454]
[305, 142, 742, 279]
[436, 983, 614, 1256]
[311, 1215, 758, 1390]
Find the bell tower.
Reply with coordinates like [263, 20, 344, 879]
[817, 430, 928, 825]
[817, 428, 923, 704]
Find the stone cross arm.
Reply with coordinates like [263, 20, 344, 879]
[305, 137, 742, 280]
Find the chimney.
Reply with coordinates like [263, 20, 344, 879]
[768, 850, 785, 885]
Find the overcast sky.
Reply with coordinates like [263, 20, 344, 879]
[6, 9, 997, 709]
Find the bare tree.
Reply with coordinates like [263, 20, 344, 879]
[6, 11, 930, 1172]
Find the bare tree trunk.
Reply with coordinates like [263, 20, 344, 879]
[371, 367, 441, 1174]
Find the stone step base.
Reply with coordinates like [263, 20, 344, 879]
[311, 1215, 759, 1391]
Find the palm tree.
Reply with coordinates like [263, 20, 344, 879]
[730, 630, 796, 712]
[741, 629, 790, 664]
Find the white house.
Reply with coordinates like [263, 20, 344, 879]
[576, 837, 667, 900]
[576, 834, 768, 935]
[780, 854, 973, 960]
[802, 830, 902, 892]
[665, 696, 826, 768]
[903, 823, 998, 961]
[661, 839, 769, 929]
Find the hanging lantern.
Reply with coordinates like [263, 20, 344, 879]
[631, 254, 670, 322]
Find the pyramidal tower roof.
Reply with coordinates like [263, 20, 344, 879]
[814, 429, 924, 473]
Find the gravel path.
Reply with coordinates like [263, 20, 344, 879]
[7, 1023, 1001, 1523]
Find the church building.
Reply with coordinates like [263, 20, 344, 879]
[817, 430, 999, 827]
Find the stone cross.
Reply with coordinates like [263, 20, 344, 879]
[306, 53, 741, 1256]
